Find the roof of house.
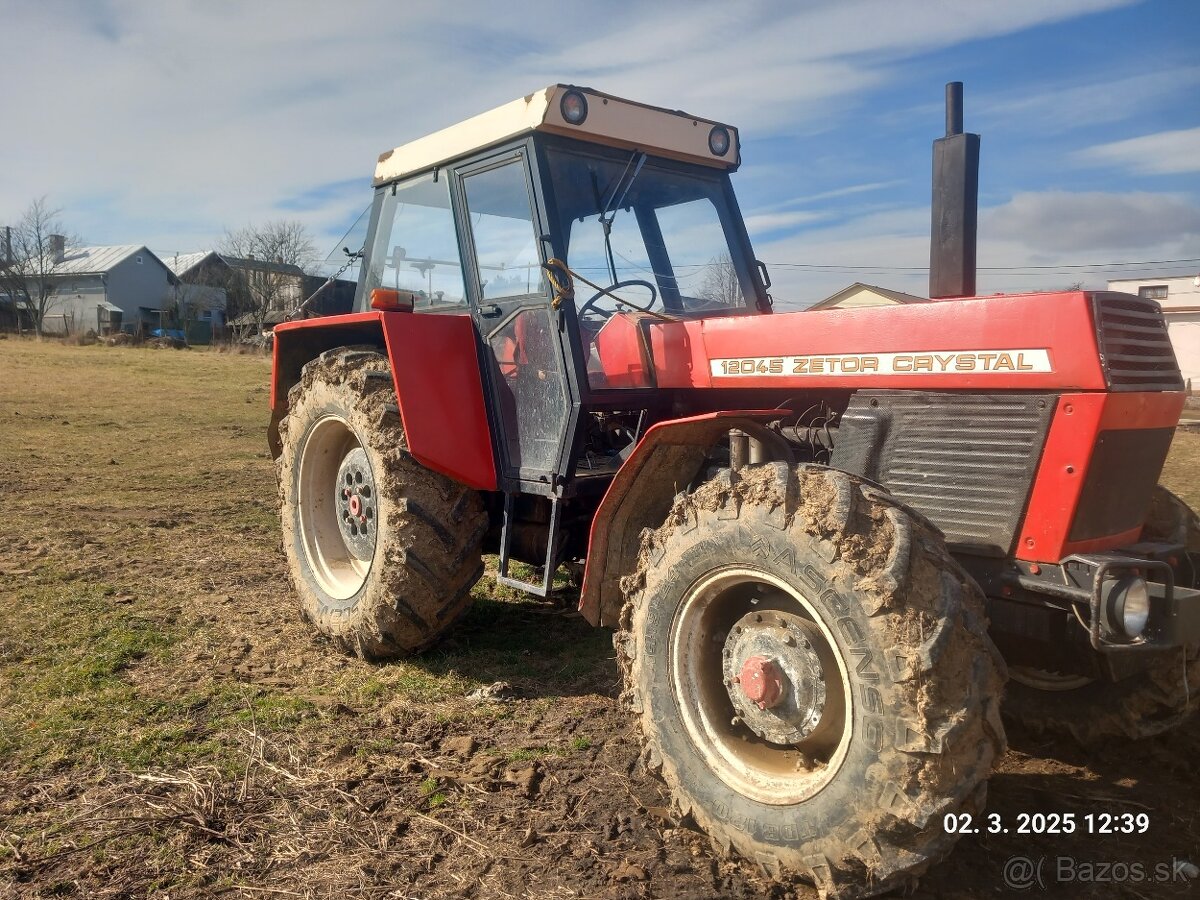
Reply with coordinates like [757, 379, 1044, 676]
[807, 282, 929, 310]
[34, 245, 173, 278]
[163, 250, 223, 278]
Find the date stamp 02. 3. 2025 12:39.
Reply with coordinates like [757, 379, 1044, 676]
[942, 811, 1200, 890]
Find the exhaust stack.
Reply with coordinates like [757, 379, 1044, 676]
[929, 82, 980, 299]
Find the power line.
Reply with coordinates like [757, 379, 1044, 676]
[762, 257, 1200, 273]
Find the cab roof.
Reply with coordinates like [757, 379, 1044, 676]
[373, 84, 740, 186]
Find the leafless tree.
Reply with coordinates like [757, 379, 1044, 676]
[219, 221, 317, 334]
[698, 252, 742, 307]
[0, 197, 78, 335]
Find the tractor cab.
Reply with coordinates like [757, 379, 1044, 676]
[352, 86, 770, 503]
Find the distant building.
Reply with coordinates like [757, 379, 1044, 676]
[807, 282, 929, 311]
[1108, 275, 1200, 390]
[162, 251, 229, 342]
[301, 273, 357, 317]
[30, 240, 175, 335]
[223, 255, 307, 317]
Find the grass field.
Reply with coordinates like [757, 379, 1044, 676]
[0, 338, 1197, 899]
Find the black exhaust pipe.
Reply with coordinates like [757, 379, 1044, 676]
[929, 82, 980, 299]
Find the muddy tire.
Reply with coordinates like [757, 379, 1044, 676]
[277, 347, 486, 660]
[1007, 484, 1200, 742]
[1143, 484, 1200, 561]
[618, 463, 1006, 899]
[1007, 652, 1200, 743]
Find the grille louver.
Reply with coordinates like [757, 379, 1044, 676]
[830, 392, 1056, 554]
[1093, 292, 1183, 391]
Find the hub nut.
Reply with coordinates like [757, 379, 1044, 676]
[739, 655, 785, 709]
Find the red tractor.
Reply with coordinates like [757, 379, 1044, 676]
[269, 84, 1199, 897]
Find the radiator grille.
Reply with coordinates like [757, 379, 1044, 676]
[1093, 292, 1183, 391]
[831, 392, 1056, 554]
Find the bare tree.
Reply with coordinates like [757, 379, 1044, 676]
[219, 221, 317, 334]
[698, 252, 742, 307]
[0, 197, 78, 335]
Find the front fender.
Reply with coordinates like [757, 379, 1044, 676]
[577, 411, 781, 628]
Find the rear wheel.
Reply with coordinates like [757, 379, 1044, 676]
[278, 347, 486, 659]
[1005, 484, 1200, 742]
[618, 463, 1005, 898]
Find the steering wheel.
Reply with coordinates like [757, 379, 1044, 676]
[577, 279, 659, 320]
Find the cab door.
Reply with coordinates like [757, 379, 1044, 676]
[457, 148, 573, 489]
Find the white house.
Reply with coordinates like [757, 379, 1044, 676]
[1107, 275, 1200, 390]
[31, 241, 175, 335]
[806, 282, 929, 311]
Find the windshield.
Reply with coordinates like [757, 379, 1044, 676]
[545, 146, 756, 320]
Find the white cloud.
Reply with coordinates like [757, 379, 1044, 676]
[744, 210, 827, 233]
[983, 191, 1200, 253]
[753, 190, 1200, 308]
[1077, 128, 1200, 175]
[0, 0, 1152, 260]
[977, 68, 1200, 133]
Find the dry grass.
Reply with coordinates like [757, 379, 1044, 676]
[0, 337, 1198, 899]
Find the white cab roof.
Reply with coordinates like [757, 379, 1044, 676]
[373, 84, 739, 186]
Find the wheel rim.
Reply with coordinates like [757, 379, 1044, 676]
[296, 414, 376, 600]
[1009, 666, 1094, 691]
[669, 566, 853, 805]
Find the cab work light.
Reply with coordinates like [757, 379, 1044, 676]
[370, 288, 416, 312]
[560, 90, 589, 125]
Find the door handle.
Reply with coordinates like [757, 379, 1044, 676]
[480, 304, 503, 318]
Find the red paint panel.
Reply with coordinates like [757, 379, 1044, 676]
[1017, 392, 1185, 562]
[379, 312, 497, 491]
[593, 312, 654, 388]
[644, 292, 1107, 391]
[272, 311, 496, 491]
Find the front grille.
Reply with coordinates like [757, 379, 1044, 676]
[1093, 292, 1183, 391]
[830, 391, 1055, 555]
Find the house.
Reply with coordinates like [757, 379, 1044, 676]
[225, 269, 357, 337]
[29, 238, 175, 335]
[807, 282, 929, 311]
[301, 273, 356, 317]
[223, 255, 307, 320]
[162, 251, 229, 342]
[1108, 275, 1200, 390]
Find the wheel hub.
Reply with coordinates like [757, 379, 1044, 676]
[723, 610, 826, 745]
[336, 447, 376, 561]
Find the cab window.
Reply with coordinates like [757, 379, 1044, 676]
[462, 161, 545, 300]
[362, 173, 467, 310]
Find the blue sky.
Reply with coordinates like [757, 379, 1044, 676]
[2, 0, 1197, 307]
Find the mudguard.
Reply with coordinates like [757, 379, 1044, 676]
[577, 411, 782, 627]
[271, 311, 497, 491]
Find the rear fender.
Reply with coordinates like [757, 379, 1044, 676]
[578, 411, 782, 627]
[271, 311, 497, 491]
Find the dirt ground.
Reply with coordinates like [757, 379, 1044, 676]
[0, 339, 1198, 900]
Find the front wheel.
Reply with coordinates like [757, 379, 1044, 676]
[618, 463, 1006, 898]
[277, 347, 486, 659]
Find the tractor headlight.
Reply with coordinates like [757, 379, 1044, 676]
[708, 125, 731, 156]
[560, 90, 589, 125]
[1103, 575, 1150, 639]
